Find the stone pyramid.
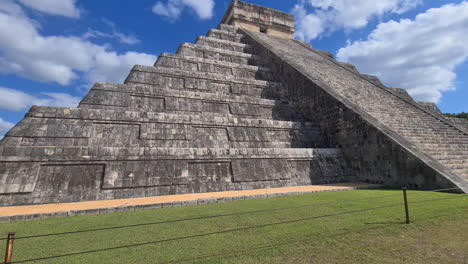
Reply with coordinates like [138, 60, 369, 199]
[1, 0, 466, 206]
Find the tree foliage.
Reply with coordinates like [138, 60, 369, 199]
[444, 112, 468, 120]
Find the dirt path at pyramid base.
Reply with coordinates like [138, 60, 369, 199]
[0, 183, 381, 221]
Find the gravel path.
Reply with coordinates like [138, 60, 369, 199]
[0, 183, 380, 218]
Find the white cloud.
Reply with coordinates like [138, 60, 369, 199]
[293, 0, 422, 41]
[0, 87, 81, 111]
[83, 19, 141, 45]
[0, 118, 15, 138]
[337, 2, 468, 103]
[153, 1, 182, 19]
[88, 51, 156, 84]
[17, 0, 81, 18]
[83, 29, 140, 45]
[0, 0, 156, 86]
[152, 0, 215, 20]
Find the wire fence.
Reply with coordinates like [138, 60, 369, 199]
[1, 187, 457, 242]
[159, 211, 468, 264]
[2, 187, 466, 264]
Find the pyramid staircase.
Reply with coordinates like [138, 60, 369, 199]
[310, 47, 468, 185]
[2, 0, 467, 207]
[0, 24, 355, 206]
[369, 106, 468, 182]
[242, 29, 468, 192]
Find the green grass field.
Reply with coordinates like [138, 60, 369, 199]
[1, 189, 467, 264]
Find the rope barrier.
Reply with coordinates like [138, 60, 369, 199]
[4, 187, 459, 241]
[11, 203, 404, 263]
[10, 194, 467, 263]
[6, 194, 402, 240]
[161, 208, 468, 264]
[159, 226, 388, 264]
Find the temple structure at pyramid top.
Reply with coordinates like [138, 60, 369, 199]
[221, 0, 295, 39]
[0, 0, 467, 208]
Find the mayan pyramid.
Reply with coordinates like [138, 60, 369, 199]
[1, 0, 467, 206]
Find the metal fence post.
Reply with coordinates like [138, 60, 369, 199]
[402, 187, 410, 224]
[4, 232, 15, 264]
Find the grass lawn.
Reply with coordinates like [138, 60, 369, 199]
[1, 189, 467, 264]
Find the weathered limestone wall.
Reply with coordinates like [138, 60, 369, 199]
[242, 30, 467, 192]
[448, 117, 468, 130]
[221, 0, 295, 39]
[0, 23, 357, 206]
[417, 101, 443, 116]
[0, 105, 351, 206]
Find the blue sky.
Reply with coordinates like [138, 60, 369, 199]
[0, 0, 467, 137]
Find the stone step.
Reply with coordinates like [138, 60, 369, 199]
[374, 116, 462, 131]
[155, 53, 273, 81]
[392, 121, 456, 129]
[396, 129, 463, 136]
[371, 109, 433, 115]
[452, 168, 468, 175]
[398, 131, 467, 138]
[0, 147, 341, 162]
[445, 164, 468, 170]
[0, 147, 352, 206]
[420, 142, 468, 148]
[207, 29, 245, 43]
[377, 112, 440, 117]
[88, 82, 282, 105]
[422, 147, 468, 153]
[397, 131, 468, 139]
[426, 149, 468, 154]
[177, 43, 259, 66]
[389, 123, 451, 130]
[23, 106, 318, 132]
[125, 65, 286, 99]
[5, 107, 327, 156]
[381, 118, 448, 124]
[3, 127, 324, 151]
[386, 121, 442, 126]
[372, 115, 442, 123]
[126, 65, 277, 88]
[386, 123, 453, 129]
[218, 24, 239, 33]
[448, 118, 468, 129]
[403, 137, 467, 145]
[418, 143, 468, 149]
[80, 102, 304, 122]
[430, 154, 468, 161]
[80, 84, 302, 121]
[195, 36, 252, 54]
[427, 151, 468, 158]
[409, 139, 468, 145]
[439, 159, 468, 165]
[397, 131, 464, 137]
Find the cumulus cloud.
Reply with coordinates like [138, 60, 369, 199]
[17, 0, 81, 18]
[88, 51, 156, 84]
[0, 118, 15, 139]
[293, 0, 422, 41]
[153, 0, 215, 21]
[0, 0, 156, 86]
[0, 87, 81, 111]
[337, 2, 468, 103]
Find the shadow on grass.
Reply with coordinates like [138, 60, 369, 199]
[364, 221, 402, 225]
[160, 225, 391, 264]
[162, 211, 467, 264]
